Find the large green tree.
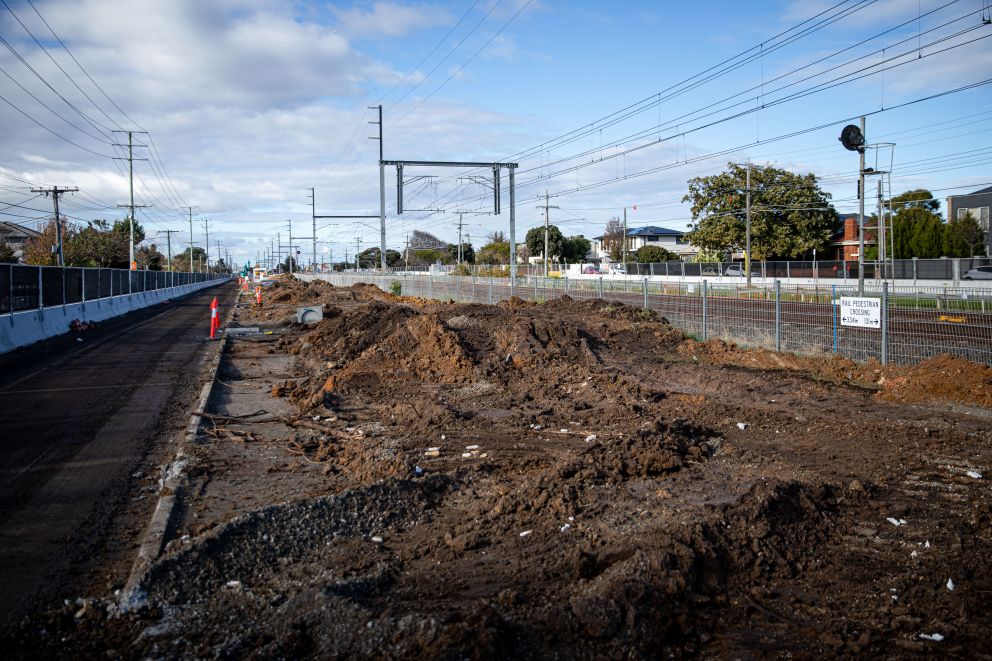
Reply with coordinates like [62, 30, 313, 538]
[525, 225, 565, 261]
[889, 188, 939, 213]
[944, 211, 987, 259]
[684, 163, 837, 260]
[888, 189, 944, 259]
[476, 240, 510, 265]
[561, 235, 591, 262]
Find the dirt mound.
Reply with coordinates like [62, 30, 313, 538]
[879, 353, 992, 408]
[681, 339, 992, 409]
[297, 300, 420, 364]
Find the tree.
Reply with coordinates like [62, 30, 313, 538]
[23, 218, 77, 265]
[487, 230, 506, 244]
[172, 246, 208, 272]
[445, 242, 475, 264]
[636, 245, 678, 263]
[409, 230, 446, 250]
[889, 188, 939, 214]
[0, 242, 16, 263]
[602, 217, 625, 261]
[561, 235, 591, 262]
[944, 211, 987, 259]
[525, 225, 565, 261]
[477, 240, 510, 265]
[359, 247, 403, 267]
[684, 162, 837, 260]
[891, 206, 944, 259]
[136, 244, 164, 270]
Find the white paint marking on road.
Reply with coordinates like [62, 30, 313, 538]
[2, 383, 173, 395]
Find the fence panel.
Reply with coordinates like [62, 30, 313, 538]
[64, 268, 83, 304]
[41, 267, 64, 307]
[83, 268, 100, 300]
[11, 265, 39, 310]
[0, 264, 10, 313]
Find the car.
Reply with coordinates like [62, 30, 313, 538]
[582, 265, 600, 274]
[724, 264, 745, 277]
[608, 265, 626, 275]
[962, 266, 992, 280]
[701, 267, 717, 276]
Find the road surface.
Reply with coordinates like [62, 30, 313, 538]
[0, 281, 233, 621]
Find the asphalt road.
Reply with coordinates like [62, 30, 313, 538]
[0, 281, 233, 621]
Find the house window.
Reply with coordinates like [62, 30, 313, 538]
[647, 236, 658, 242]
[958, 206, 990, 229]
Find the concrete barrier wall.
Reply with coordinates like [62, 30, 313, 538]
[0, 279, 225, 355]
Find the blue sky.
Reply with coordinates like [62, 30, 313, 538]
[1, 0, 990, 266]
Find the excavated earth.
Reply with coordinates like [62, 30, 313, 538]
[4, 276, 991, 659]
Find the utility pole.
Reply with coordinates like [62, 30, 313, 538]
[286, 219, 294, 274]
[184, 206, 196, 272]
[877, 179, 885, 273]
[745, 162, 752, 286]
[31, 185, 78, 266]
[537, 191, 559, 277]
[404, 232, 410, 269]
[161, 229, 180, 271]
[456, 214, 464, 265]
[622, 207, 628, 267]
[112, 130, 149, 270]
[858, 115, 866, 294]
[355, 236, 362, 271]
[309, 188, 317, 271]
[370, 104, 386, 270]
[202, 218, 210, 271]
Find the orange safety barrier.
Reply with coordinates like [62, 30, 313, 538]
[209, 296, 219, 339]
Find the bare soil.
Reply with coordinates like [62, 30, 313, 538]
[5, 276, 991, 659]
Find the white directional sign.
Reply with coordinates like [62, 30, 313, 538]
[840, 296, 881, 328]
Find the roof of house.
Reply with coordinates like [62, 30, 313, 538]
[0, 221, 42, 240]
[593, 225, 686, 240]
[967, 185, 992, 195]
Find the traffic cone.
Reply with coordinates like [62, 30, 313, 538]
[255, 286, 262, 306]
[209, 296, 219, 339]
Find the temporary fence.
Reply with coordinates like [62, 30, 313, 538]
[358, 256, 992, 284]
[300, 272, 992, 367]
[0, 264, 225, 315]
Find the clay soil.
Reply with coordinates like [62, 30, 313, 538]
[6, 275, 992, 659]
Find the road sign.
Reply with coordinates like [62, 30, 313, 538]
[840, 296, 881, 328]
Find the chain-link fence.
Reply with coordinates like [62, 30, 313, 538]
[300, 272, 992, 367]
[0, 265, 225, 315]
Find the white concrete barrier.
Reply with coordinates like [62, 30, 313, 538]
[0, 279, 226, 355]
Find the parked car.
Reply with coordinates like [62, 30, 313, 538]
[608, 265, 626, 275]
[582, 265, 600, 274]
[962, 266, 992, 280]
[701, 267, 717, 276]
[724, 264, 745, 277]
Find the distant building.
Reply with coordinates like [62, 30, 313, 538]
[828, 213, 876, 261]
[0, 221, 42, 262]
[947, 185, 992, 256]
[591, 225, 695, 261]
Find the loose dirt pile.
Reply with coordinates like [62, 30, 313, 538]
[4, 278, 991, 659]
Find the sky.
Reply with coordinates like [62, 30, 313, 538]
[1, 0, 991, 268]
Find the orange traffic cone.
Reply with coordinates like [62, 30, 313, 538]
[255, 286, 262, 306]
[209, 296, 219, 339]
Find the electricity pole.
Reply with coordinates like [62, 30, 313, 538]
[112, 130, 148, 269]
[286, 219, 294, 274]
[404, 232, 410, 269]
[309, 188, 316, 271]
[161, 229, 180, 271]
[622, 207, 628, 267]
[202, 218, 210, 271]
[370, 104, 386, 270]
[31, 185, 78, 266]
[537, 191, 559, 277]
[355, 236, 362, 271]
[745, 162, 752, 286]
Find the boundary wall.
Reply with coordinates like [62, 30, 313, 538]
[1, 277, 227, 354]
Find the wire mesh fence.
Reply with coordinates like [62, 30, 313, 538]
[0, 264, 225, 315]
[301, 272, 992, 367]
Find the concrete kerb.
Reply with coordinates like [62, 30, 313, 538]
[119, 289, 238, 611]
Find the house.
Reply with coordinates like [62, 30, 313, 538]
[947, 185, 992, 256]
[827, 213, 877, 261]
[0, 221, 42, 262]
[590, 225, 695, 261]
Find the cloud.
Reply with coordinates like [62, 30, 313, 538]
[331, 2, 451, 38]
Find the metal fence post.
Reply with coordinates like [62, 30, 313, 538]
[774, 279, 782, 352]
[701, 280, 708, 341]
[472, 274, 476, 303]
[564, 275, 569, 297]
[429, 272, 434, 300]
[881, 281, 889, 365]
[38, 266, 43, 309]
[642, 278, 648, 309]
[488, 276, 493, 304]
[534, 277, 539, 301]
[597, 276, 603, 298]
[832, 284, 838, 354]
[81, 269, 86, 302]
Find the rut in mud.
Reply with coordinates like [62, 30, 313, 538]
[4, 277, 990, 659]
